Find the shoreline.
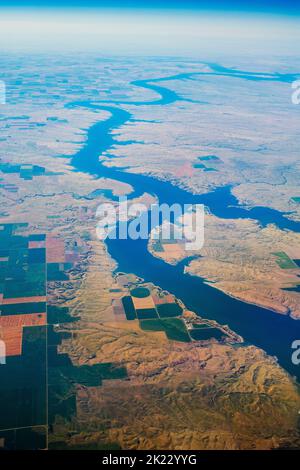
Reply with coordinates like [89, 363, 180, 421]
[148, 243, 300, 320]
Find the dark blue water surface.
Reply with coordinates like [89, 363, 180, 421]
[67, 66, 300, 380]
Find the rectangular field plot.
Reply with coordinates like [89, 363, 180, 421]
[0, 302, 46, 315]
[132, 294, 155, 311]
[157, 302, 183, 318]
[140, 318, 190, 342]
[272, 251, 298, 269]
[0, 426, 47, 450]
[0, 313, 46, 356]
[122, 296, 136, 320]
[0, 326, 47, 431]
[136, 308, 158, 320]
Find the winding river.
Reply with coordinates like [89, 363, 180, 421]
[68, 65, 300, 380]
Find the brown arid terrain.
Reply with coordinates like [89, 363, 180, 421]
[149, 214, 300, 319]
[1, 56, 300, 450]
[48, 233, 300, 450]
[3, 153, 298, 449]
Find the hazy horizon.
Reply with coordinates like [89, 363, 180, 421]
[0, 7, 299, 56]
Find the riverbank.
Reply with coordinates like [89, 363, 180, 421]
[67, 68, 300, 380]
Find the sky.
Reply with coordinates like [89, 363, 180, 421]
[0, 1, 299, 55]
[0, 1, 299, 15]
